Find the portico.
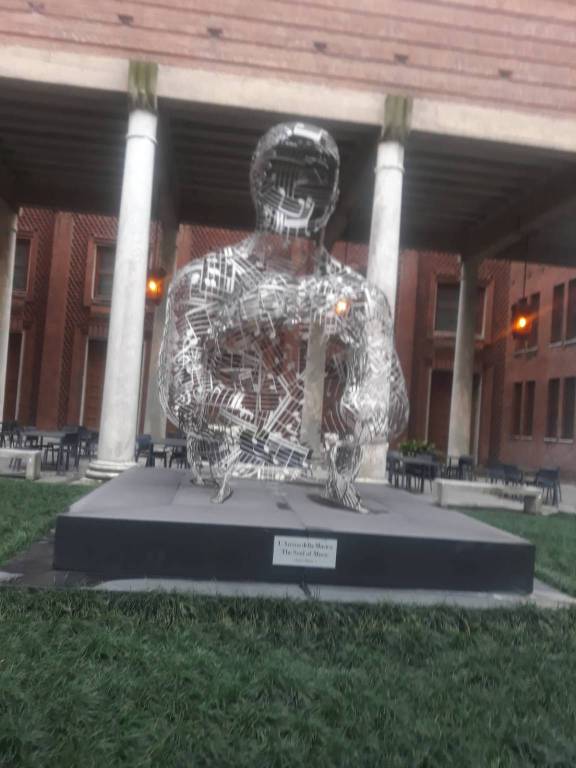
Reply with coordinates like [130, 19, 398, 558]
[2, 46, 576, 476]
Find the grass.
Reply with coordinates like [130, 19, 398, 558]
[465, 508, 576, 597]
[1, 590, 576, 767]
[2, 481, 576, 765]
[0, 478, 89, 565]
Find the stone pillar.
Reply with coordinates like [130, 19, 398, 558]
[300, 321, 326, 458]
[143, 220, 179, 439]
[447, 257, 479, 458]
[0, 199, 17, 422]
[361, 95, 411, 481]
[88, 62, 158, 478]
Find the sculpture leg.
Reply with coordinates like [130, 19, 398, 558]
[211, 445, 241, 504]
[186, 435, 205, 486]
[323, 440, 368, 514]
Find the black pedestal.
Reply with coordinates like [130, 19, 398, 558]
[54, 468, 535, 593]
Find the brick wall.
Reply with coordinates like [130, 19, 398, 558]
[500, 261, 576, 474]
[9, 212, 512, 463]
[1, 1, 576, 116]
[14, 207, 55, 425]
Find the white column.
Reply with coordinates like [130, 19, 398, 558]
[88, 109, 157, 478]
[360, 139, 405, 480]
[366, 140, 404, 320]
[300, 321, 326, 459]
[447, 257, 478, 458]
[0, 200, 17, 423]
[143, 222, 179, 439]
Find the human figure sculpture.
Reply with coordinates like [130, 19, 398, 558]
[159, 122, 408, 510]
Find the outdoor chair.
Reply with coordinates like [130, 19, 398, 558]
[531, 468, 562, 506]
[57, 431, 80, 473]
[169, 445, 189, 469]
[135, 434, 168, 467]
[458, 455, 476, 481]
[405, 453, 437, 493]
[135, 434, 152, 464]
[386, 450, 405, 488]
[486, 461, 506, 484]
[503, 464, 524, 485]
[0, 420, 19, 448]
[41, 431, 80, 473]
[443, 456, 460, 479]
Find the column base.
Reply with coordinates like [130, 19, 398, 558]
[358, 443, 389, 484]
[86, 459, 138, 480]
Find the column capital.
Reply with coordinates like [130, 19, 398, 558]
[128, 60, 158, 112]
[382, 95, 413, 143]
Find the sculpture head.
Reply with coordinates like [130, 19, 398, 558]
[250, 122, 340, 238]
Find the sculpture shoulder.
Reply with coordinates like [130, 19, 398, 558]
[169, 242, 255, 296]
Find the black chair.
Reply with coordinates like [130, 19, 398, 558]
[135, 434, 168, 467]
[458, 455, 476, 481]
[532, 468, 562, 506]
[57, 431, 80, 473]
[386, 450, 405, 488]
[405, 453, 437, 493]
[169, 445, 189, 468]
[443, 456, 459, 479]
[135, 434, 152, 463]
[486, 461, 506, 484]
[0, 420, 19, 447]
[503, 464, 524, 486]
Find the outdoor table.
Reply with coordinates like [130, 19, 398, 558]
[20, 429, 75, 473]
[403, 456, 441, 493]
[147, 437, 186, 467]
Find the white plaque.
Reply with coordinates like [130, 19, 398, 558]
[272, 536, 337, 569]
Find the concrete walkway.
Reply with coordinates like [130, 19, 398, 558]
[93, 576, 576, 609]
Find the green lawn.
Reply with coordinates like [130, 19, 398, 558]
[1, 590, 576, 767]
[465, 508, 576, 597]
[0, 478, 89, 564]
[2, 481, 576, 766]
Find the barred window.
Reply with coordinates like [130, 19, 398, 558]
[12, 238, 30, 293]
[94, 244, 115, 300]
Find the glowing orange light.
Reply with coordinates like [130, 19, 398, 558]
[335, 298, 351, 317]
[146, 268, 166, 305]
[511, 298, 532, 339]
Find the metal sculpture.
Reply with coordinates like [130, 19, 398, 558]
[159, 122, 408, 511]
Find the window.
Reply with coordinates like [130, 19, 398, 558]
[528, 292, 539, 348]
[12, 238, 30, 293]
[523, 381, 535, 437]
[94, 244, 115, 300]
[475, 286, 486, 337]
[566, 279, 576, 341]
[562, 377, 576, 440]
[546, 378, 560, 438]
[434, 282, 486, 335]
[551, 283, 565, 343]
[435, 283, 459, 332]
[512, 382, 522, 436]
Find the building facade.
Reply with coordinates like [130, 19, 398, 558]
[6, 207, 575, 472]
[2, 2, 576, 479]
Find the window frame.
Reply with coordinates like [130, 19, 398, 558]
[561, 377, 576, 441]
[511, 381, 523, 438]
[550, 283, 565, 345]
[433, 279, 487, 339]
[522, 380, 535, 438]
[545, 378, 561, 440]
[93, 243, 116, 302]
[566, 279, 576, 342]
[12, 237, 32, 295]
